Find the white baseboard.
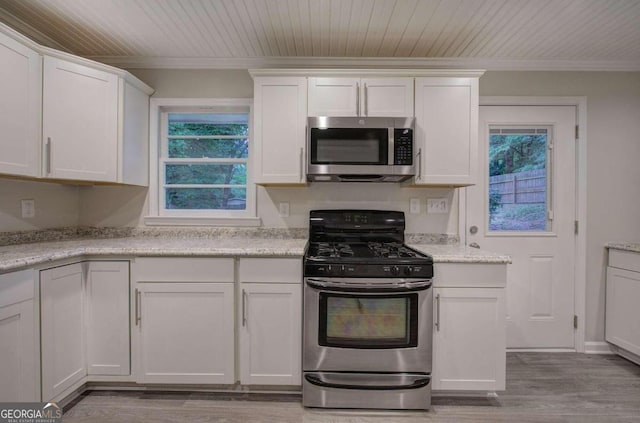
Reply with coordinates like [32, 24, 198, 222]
[584, 341, 615, 354]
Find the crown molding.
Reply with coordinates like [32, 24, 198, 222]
[86, 55, 640, 72]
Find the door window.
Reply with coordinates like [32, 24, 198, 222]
[488, 127, 552, 232]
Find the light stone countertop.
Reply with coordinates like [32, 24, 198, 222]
[0, 237, 308, 273]
[0, 237, 511, 273]
[408, 244, 512, 264]
[607, 242, 640, 253]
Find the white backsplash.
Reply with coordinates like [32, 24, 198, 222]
[258, 183, 459, 234]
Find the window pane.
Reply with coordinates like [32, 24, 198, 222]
[166, 188, 246, 210]
[168, 138, 248, 159]
[166, 164, 246, 185]
[168, 113, 248, 137]
[489, 130, 548, 231]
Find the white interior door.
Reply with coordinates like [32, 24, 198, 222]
[466, 105, 576, 349]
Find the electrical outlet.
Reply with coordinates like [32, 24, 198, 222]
[21, 199, 35, 218]
[427, 198, 449, 214]
[278, 202, 290, 217]
[409, 198, 421, 214]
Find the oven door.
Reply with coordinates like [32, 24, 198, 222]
[309, 127, 390, 166]
[303, 278, 433, 373]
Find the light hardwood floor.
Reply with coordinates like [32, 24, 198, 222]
[64, 353, 640, 422]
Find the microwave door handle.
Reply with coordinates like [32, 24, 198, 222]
[416, 148, 422, 180]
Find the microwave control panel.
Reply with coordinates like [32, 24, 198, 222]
[394, 128, 413, 165]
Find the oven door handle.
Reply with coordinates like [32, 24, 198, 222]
[304, 373, 431, 391]
[305, 277, 432, 292]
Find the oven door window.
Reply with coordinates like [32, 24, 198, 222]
[319, 293, 418, 349]
[310, 128, 388, 165]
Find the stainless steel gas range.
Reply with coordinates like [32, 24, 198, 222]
[302, 210, 434, 410]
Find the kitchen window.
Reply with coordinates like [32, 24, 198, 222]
[145, 99, 259, 226]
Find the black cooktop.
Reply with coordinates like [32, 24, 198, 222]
[304, 210, 433, 279]
[307, 241, 426, 260]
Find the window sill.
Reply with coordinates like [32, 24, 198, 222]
[143, 216, 262, 227]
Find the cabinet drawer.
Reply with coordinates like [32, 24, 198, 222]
[239, 258, 302, 283]
[433, 263, 507, 288]
[135, 257, 234, 282]
[609, 249, 640, 273]
[0, 269, 34, 308]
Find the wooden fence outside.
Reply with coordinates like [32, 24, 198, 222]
[489, 168, 546, 205]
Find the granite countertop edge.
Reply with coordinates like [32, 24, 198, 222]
[0, 237, 511, 273]
[606, 242, 640, 253]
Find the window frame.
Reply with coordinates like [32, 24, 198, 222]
[145, 98, 260, 226]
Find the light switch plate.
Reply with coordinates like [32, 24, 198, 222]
[21, 199, 35, 218]
[409, 198, 421, 214]
[278, 202, 290, 217]
[427, 198, 448, 214]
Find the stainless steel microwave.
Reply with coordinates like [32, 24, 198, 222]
[306, 116, 415, 182]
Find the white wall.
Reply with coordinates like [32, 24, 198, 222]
[80, 69, 461, 236]
[258, 185, 458, 234]
[0, 179, 80, 231]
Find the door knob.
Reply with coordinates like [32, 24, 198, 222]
[469, 225, 478, 234]
[469, 242, 480, 249]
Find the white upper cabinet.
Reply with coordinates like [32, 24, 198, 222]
[42, 55, 152, 185]
[308, 77, 413, 117]
[252, 76, 308, 185]
[413, 76, 480, 186]
[43, 56, 119, 182]
[0, 23, 153, 185]
[0, 30, 41, 177]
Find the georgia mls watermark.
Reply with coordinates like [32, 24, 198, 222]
[0, 403, 62, 423]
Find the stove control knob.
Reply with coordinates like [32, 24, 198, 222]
[390, 265, 400, 276]
[340, 265, 346, 275]
[404, 266, 413, 276]
[327, 264, 332, 274]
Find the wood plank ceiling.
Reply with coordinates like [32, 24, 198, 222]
[1, 0, 640, 70]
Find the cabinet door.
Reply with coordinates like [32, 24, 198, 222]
[85, 261, 130, 376]
[0, 269, 37, 402]
[414, 77, 478, 186]
[0, 32, 41, 177]
[606, 266, 640, 356]
[41, 263, 86, 401]
[42, 56, 118, 182]
[137, 283, 235, 384]
[239, 283, 302, 385]
[308, 77, 359, 117]
[432, 287, 505, 391]
[253, 77, 307, 184]
[361, 78, 414, 117]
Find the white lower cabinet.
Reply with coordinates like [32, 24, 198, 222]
[41, 261, 130, 401]
[432, 263, 507, 392]
[239, 283, 301, 385]
[238, 258, 302, 386]
[0, 269, 38, 401]
[134, 258, 235, 384]
[85, 261, 130, 376]
[40, 263, 86, 401]
[606, 250, 640, 358]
